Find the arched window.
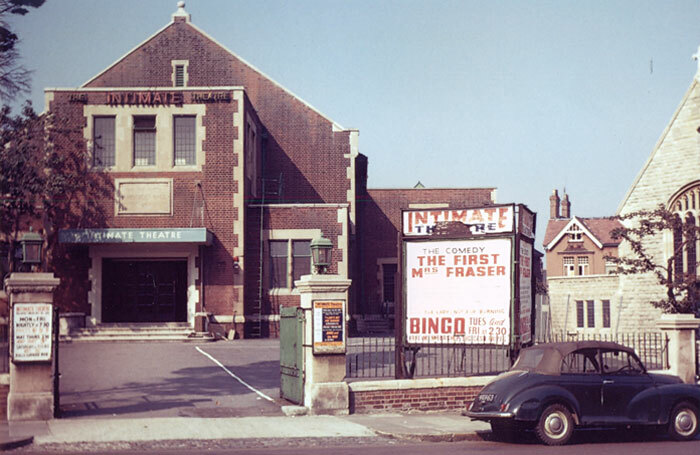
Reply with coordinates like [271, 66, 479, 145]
[673, 214, 683, 283]
[686, 213, 697, 279]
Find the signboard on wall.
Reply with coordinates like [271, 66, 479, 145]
[519, 241, 533, 344]
[402, 206, 514, 237]
[312, 300, 345, 354]
[12, 303, 53, 362]
[404, 238, 512, 345]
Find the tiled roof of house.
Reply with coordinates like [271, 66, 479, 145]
[543, 217, 623, 249]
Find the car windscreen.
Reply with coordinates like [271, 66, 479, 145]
[511, 348, 545, 371]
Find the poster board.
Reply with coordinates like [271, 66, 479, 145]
[404, 238, 512, 345]
[312, 300, 345, 354]
[519, 241, 533, 344]
[12, 303, 53, 362]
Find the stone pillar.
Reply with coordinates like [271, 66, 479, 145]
[5, 273, 60, 421]
[295, 274, 351, 415]
[657, 313, 700, 384]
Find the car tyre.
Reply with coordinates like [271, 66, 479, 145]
[535, 404, 574, 446]
[668, 401, 699, 441]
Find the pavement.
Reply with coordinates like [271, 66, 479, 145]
[0, 412, 491, 450]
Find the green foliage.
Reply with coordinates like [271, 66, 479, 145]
[607, 205, 699, 314]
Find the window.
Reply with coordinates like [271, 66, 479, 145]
[561, 349, 599, 374]
[564, 256, 575, 276]
[382, 263, 398, 303]
[586, 300, 595, 328]
[600, 349, 644, 375]
[576, 300, 584, 328]
[567, 224, 583, 242]
[174, 65, 185, 87]
[577, 256, 589, 276]
[602, 300, 611, 328]
[605, 259, 617, 274]
[93, 116, 115, 166]
[133, 115, 156, 166]
[269, 239, 311, 289]
[174, 115, 196, 165]
[269, 240, 288, 289]
[291, 240, 311, 284]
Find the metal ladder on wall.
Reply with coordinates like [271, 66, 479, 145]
[251, 174, 283, 338]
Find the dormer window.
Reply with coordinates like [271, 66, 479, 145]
[567, 224, 583, 242]
[171, 60, 189, 87]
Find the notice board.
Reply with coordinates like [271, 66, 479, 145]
[312, 300, 345, 354]
[13, 303, 53, 362]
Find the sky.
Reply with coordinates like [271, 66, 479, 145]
[7, 0, 700, 248]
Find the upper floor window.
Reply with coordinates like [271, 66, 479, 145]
[563, 256, 575, 276]
[93, 116, 115, 167]
[567, 224, 583, 242]
[174, 115, 196, 165]
[133, 115, 156, 166]
[269, 239, 311, 289]
[171, 60, 189, 87]
[577, 256, 589, 276]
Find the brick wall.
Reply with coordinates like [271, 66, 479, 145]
[348, 377, 491, 414]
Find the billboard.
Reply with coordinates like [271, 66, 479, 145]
[404, 238, 512, 345]
[519, 241, 533, 344]
[403, 206, 514, 236]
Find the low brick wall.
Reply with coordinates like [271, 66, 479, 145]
[348, 376, 494, 414]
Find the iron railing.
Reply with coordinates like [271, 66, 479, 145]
[346, 331, 670, 379]
[541, 331, 669, 370]
[346, 336, 509, 379]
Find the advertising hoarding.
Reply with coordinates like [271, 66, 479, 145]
[312, 300, 345, 354]
[403, 206, 514, 236]
[404, 238, 512, 345]
[519, 241, 533, 344]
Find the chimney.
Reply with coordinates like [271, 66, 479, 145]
[561, 193, 571, 219]
[549, 189, 560, 219]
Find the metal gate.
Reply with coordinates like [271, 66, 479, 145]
[280, 306, 304, 404]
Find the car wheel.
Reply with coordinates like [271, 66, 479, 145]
[535, 404, 574, 446]
[668, 401, 699, 441]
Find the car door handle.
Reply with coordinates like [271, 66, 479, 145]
[603, 380, 614, 384]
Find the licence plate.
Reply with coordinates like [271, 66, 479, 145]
[478, 393, 496, 403]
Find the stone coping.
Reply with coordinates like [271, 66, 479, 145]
[347, 376, 495, 393]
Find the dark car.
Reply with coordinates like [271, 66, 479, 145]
[465, 341, 700, 445]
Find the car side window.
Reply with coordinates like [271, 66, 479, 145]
[600, 349, 644, 375]
[561, 349, 600, 374]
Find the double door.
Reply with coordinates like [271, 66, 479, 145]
[102, 259, 187, 323]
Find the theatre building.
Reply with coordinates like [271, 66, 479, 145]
[41, 4, 501, 338]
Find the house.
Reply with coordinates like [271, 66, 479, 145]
[544, 190, 623, 335]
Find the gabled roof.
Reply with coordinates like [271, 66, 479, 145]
[617, 79, 698, 214]
[544, 216, 623, 251]
[81, 6, 347, 132]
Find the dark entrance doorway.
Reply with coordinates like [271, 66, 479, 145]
[102, 259, 187, 323]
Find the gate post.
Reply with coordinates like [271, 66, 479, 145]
[295, 274, 351, 415]
[657, 313, 700, 384]
[4, 273, 60, 421]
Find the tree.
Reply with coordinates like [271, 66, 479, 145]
[0, 0, 45, 102]
[607, 205, 700, 314]
[0, 102, 110, 279]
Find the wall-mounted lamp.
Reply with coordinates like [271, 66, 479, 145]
[310, 235, 333, 275]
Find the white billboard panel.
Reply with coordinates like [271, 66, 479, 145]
[405, 238, 512, 345]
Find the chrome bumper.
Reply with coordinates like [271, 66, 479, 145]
[464, 410, 515, 419]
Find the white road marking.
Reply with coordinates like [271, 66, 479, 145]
[195, 346, 275, 402]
